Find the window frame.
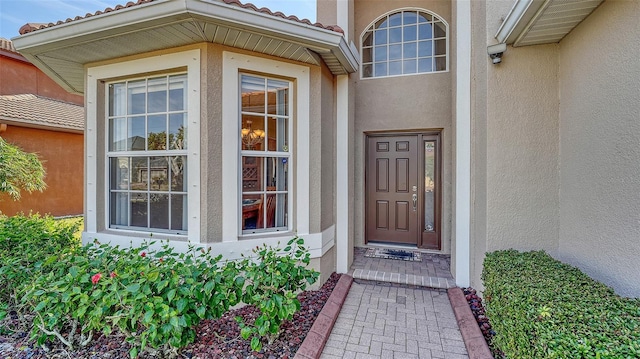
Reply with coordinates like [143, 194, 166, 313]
[239, 73, 293, 235]
[85, 50, 201, 244]
[360, 8, 449, 79]
[105, 73, 189, 234]
[221, 51, 310, 242]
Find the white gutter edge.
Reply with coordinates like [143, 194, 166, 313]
[495, 0, 543, 44]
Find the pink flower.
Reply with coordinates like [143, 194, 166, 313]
[159, 258, 164, 263]
[110, 272, 117, 278]
[91, 273, 102, 285]
[140, 252, 146, 257]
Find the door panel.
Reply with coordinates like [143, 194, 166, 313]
[366, 135, 418, 244]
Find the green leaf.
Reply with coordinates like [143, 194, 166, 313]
[126, 283, 140, 293]
[167, 289, 176, 302]
[129, 347, 138, 358]
[170, 316, 179, 328]
[196, 306, 206, 318]
[176, 298, 188, 313]
[250, 336, 262, 352]
[240, 326, 252, 339]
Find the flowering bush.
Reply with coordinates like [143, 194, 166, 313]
[22, 240, 244, 358]
[237, 237, 319, 351]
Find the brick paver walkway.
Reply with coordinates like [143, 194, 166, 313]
[320, 281, 469, 359]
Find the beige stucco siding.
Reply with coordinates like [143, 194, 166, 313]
[320, 63, 336, 231]
[352, 0, 453, 251]
[558, 0, 640, 298]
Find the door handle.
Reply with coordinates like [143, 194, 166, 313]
[412, 193, 417, 211]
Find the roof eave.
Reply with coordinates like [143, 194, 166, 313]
[12, 0, 358, 94]
[495, 0, 547, 45]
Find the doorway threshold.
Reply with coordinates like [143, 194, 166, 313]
[350, 247, 456, 289]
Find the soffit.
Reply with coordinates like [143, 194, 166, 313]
[496, 0, 604, 47]
[12, 0, 358, 94]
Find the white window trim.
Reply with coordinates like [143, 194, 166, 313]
[222, 52, 310, 242]
[359, 7, 450, 80]
[85, 50, 201, 244]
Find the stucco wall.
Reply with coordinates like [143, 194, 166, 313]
[352, 0, 453, 252]
[320, 63, 336, 231]
[483, 2, 560, 258]
[0, 126, 84, 216]
[558, 0, 640, 298]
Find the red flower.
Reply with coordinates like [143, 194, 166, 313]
[91, 273, 102, 285]
[159, 258, 164, 263]
[110, 272, 117, 278]
[140, 252, 146, 257]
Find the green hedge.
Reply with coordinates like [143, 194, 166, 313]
[482, 250, 640, 359]
[0, 214, 82, 306]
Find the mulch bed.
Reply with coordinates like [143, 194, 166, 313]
[463, 287, 501, 358]
[0, 273, 341, 359]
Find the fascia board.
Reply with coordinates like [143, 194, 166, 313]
[0, 117, 83, 134]
[12, 0, 189, 53]
[495, 0, 546, 44]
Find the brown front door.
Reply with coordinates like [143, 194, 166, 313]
[366, 133, 441, 249]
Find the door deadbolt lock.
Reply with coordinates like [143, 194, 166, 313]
[412, 185, 417, 192]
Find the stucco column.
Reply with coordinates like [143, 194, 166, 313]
[454, 0, 471, 287]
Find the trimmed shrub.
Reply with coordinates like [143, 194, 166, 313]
[482, 250, 640, 359]
[0, 214, 81, 306]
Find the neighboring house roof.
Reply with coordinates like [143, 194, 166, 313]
[0, 37, 17, 52]
[18, 0, 342, 35]
[12, 0, 359, 94]
[496, 0, 604, 46]
[0, 94, 84, 133]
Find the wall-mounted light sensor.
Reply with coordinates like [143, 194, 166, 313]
[487, 43, 507, 64]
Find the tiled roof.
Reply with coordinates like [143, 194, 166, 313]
[0, 94, 84, 131]
[18, 0, 342, 35]
[0, 37, 17, 53]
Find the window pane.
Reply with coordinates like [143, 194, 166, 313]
[110, 157, 130, 190]
[129, 116, 146, 151]
[265, 157, 289, 191]
[424, 141, 436, 232]
[435, 56, 447, 71]
[363, 63, 373, 78]
[169, 113, 186, 150]
[435, 39, 446, 55]
[389, 13, 402, 27]
[109, 83, 126, 116]
[242, 194, 264, 231]
[267, 79, 288, 116]
[403, 25, 417, 41]
[168, 75, 186, 111]
[374, 46, 387, 62]
[170, 194, 187, 231]
[147, 77, 167, 113]
[389, 44, 402, 60]
[148, 114, 167, 150]
[127, 80, 146, 115]
[389, 27, 402, 43]
[241, 75, 265, 114]
[375, 18, 388, 28]
[418, 23, 432, 40]
[131, 157, 149, 191]
[170, 156, 186, 192]
[130, 192, 148, 227]
[374, 62, 387, 77]
[389, 61, 402, 76]
[110, 192, 128, 226]
[434, 22, 446, 38]
[362, 47, 373, 63]
[241, 115, 266, 151]
[109, 117, 127, 151]
[419, 12, 432, 23]
[404, 42, 417, 59]
[267, 117, 288, 152]
[418, 58, 433, 73]
[403, 59, 417, 74]
[403, 11, 417, 25]
[418, 40, 433, 57]
[149, 193, 169, 229]
[374, 29, 387, 45]
[149, 157, 169, 191]
[242, 156, 263, 192]
[275, 193, 288, 228]
[363, 31, 373, 47]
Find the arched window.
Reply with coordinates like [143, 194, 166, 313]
[361, 9, 448, 78]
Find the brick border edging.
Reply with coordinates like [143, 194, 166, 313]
[294, 274, 354, 359]
[447, 287, 494, 359]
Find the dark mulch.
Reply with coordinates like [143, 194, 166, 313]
[463, 287, 501, 358]
[0, 273, 341, 359]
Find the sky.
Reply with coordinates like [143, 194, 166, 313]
[0, 0, 317, 40]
